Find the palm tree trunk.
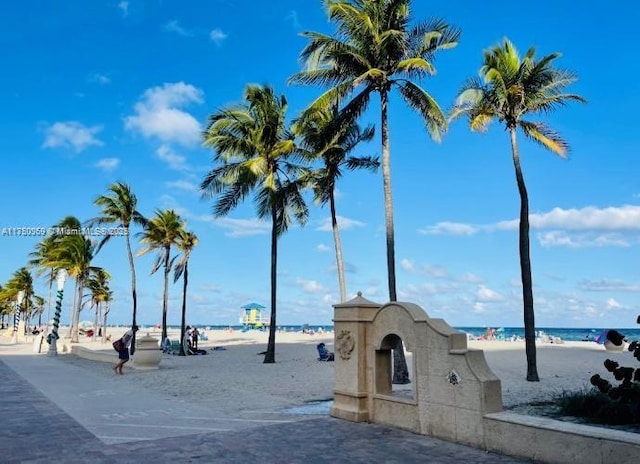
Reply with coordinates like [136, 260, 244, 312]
[46, 272, 53, 329]
[510, 128, 539, 382]
[126, 233, 139, 354]
[101, 303, 109, 344]
[71, 277, 83, 343]
[162, 245, 170, 343]
[380, 89, 410, 384]
[330, 191, 347, 302]
[68, 279, 78, 339]
[92, 302, 99, 342]
[263, 206, 278, 364]
[380, 89, 397, 302]
[179, 260, 189, 356]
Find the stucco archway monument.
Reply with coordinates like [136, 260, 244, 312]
[331, 292, 503, 448]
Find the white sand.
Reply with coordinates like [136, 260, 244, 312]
[2, 328, 635, 413]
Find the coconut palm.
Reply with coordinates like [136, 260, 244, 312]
[450, 38, 586, 381]
[294, 105, 378, 302]
[86, 268, 111, 342]
[138, 209, 185, 342]
[32, 295, 46, 327]
[53, 233, 99, 343]
[28, 236, 59, 327]
[290, 0, 460, 302]
[89, 182, 147, 353]
[5, 267, 35, 334]
[174, 230, 198, 356]
[201, 84, 310, 364]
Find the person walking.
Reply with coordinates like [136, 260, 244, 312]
[113, 325, 139, 375]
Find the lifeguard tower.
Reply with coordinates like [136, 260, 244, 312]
[239, 302, 269, 329]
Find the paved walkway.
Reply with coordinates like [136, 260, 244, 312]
[0, 347, 531, 463]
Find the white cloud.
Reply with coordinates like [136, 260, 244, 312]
[538, 231, 630, 248]
[316, 244, 330, 252]
[495, 205, 640, 231]
[296, 278, 324, 293]
[95, 158, 120, 172]
[472, 302, 487, 314]
[461, 272, 482, 283]
[165, 20, 191, 36]
[42, 121, 104, 153]
[156, 144, 188, 170]
[215, 217, 270, 237]
[124, 82, 203, 146]
[419, 221, 478, 236]
[118, 1, 129, 17]
[578, 279, 640, 292]
[400, 259, 414, 272]
[315, 215, 365, 232]
[165, 180, 198, 192]
[606, 298, 621, 309]
[209, 28, 228, 45]
[476, 285, 503, 302]
[421, 205, 640, 248]
[89, 73, 111, 84]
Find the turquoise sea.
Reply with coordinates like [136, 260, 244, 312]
[166, 324, 640, 343]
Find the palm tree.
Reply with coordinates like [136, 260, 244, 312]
[86, 268, 111, 342]
[450, 38, 586, 381]
[28, 236, 59, 327]
[174, 230, 198, 356]
[138, 209, 185, 342]
[290, 0, 460, 302]
[53, 233, 99, 343]
[201, 84, 310, 364]
[31, 295, 46, 328]
[5, 267, 35, 334]
[294, 106, 378, 302]
[89, 182, 147, 353]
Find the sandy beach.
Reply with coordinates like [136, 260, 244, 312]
[1, 327, 636, 415]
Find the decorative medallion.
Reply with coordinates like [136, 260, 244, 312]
[447, 369, 461, 385]
[336, 330, 355, 360]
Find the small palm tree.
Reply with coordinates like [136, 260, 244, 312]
[174, 230, 198, 356]
[5, 267, 35, 334]
[201, 84, 310, 364]
[450, 38, 586, 381]
[86, 268, 111, 342]
[295, 106, 378, 302]
[89, 182, 147, 353]
[138, 209, 185, 342]
[28, 236, 59, 327]
[53, 233, 99, 343]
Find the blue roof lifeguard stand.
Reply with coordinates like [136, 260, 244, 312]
[240, 302, 268, 329]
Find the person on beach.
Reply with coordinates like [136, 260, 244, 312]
[113, 325, 138, 375]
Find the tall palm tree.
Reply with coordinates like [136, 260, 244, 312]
[295, 106, 378, 302]
[174, 230, 198, 356]
[86, 268, 111, 342]
[32, 295, 46, 327]
[89, 182, 147, 353]
[290, 0, 460, 302]
[138, 209, 185, 342]
[201, 84, 310, 364]
[450, 38, 586, 381]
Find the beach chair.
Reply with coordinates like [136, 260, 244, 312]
[162, 337, 181, 355]
[317, 343, 334, 362]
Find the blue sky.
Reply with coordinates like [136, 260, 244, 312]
[1, 0, 639, 329]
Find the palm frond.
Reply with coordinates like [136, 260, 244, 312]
[519, 120, 570, 157]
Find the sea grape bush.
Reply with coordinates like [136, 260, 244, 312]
[590, 315, 640, 411]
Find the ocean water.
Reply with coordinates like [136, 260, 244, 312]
[165, 324, 640, 343]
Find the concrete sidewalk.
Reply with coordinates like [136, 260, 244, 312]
[0, 348, 530, 463]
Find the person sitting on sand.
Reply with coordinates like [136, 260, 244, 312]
[113, 325, 138, 375]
